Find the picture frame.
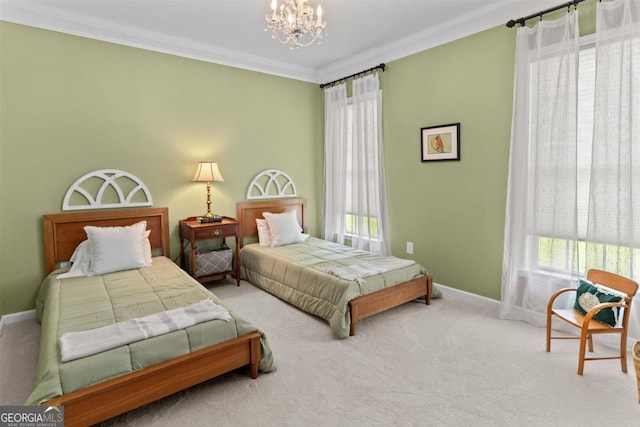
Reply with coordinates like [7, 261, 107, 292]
[420, 123, 460, 162]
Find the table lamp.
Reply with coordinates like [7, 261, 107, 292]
[192, 161, 225, 222]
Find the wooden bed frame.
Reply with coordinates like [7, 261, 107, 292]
[41, 207, 262, 427]
[236, 198, 432, 336]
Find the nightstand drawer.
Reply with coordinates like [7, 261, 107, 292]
[194, 223, 237, 240]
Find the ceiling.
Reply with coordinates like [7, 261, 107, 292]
[1, 0, 562, 84]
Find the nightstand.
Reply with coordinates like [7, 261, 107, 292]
[179, 216, 240, 286]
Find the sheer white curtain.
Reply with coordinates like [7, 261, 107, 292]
[588, 0, 640, 339]
[322, 83, 348, 245]
[500, 12, 581, 326]
[501, 1, 640, 343]
[348, 74, 390, 255]
[322, 73, 391, 256]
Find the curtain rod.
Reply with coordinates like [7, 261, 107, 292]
[319, 63, 386, 89]
[506, 0, 589, 28]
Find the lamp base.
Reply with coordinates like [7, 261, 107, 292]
[197, 215, 222, 223]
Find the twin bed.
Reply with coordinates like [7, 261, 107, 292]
[237, 198, 433, 338]
[29, 199, 432, 425]
[29, 207, 275, 426]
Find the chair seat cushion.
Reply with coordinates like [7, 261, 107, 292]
[573, 279, 623, 327]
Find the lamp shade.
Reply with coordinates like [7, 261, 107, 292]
[192, 162, 225, 182]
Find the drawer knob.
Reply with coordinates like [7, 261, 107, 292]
[212, 229, 222, 236]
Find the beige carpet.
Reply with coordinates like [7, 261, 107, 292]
[1, 279, 638, 426]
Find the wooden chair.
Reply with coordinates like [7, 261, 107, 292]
[546, 269, 638, 375]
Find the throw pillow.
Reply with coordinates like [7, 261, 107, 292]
[574, 279, 623, 327]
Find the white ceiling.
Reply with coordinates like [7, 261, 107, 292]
[0, 0, 561, 84]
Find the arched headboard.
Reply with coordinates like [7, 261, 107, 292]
[62, 169, 153, 211]
[246, 169, 297, 199]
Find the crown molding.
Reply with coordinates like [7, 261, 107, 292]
[317, 0, 563, 83]
[0, 1, 320, 82]
[1, 0, 563, 84]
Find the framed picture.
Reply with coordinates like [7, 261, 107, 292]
[420, 123, 460, 162]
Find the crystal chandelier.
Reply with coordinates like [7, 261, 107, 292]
[265, 0, 327, 49]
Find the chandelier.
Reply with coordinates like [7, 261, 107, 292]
[265, 0, 327, 49]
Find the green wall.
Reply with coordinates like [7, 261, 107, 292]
[383, 26, 515, 300]
[0, 22, 323, 315]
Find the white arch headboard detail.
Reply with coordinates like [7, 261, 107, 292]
[62, 169, 153, 211]
[246, 169, 297, 200]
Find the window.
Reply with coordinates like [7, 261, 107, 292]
[535, 40, 640, 279]
[345, 213, 380, 239]
[323, 74, 388, 255]
[343, 101, 381, 241]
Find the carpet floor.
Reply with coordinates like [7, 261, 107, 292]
[1, 279, 638, 426]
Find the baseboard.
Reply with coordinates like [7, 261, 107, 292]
[0, 309, 36, 335]
[434, 283, 640, 350]
[435, 282, 500, 310]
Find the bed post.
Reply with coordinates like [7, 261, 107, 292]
[249, 334, 261, 379]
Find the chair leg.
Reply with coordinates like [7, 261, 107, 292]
[546, 312, 552, 352]
[587, 334, 593, 352]
[620, 333, 628, 373]
[578, 328, 589, 375]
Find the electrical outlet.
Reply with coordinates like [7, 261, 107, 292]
[406, 241, 413, 254]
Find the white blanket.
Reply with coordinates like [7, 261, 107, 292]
[59, 298, 231, 362]
[327, 257, 415, 284]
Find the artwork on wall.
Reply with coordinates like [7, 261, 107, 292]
[420, 123, 460, 162]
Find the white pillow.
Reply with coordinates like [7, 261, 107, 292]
[85, 221, 150, 275]
[256, 218, 272, 247]
[142, 229, 152, 264]
[57, 240, 92, 278]
[57, 230, 152, 279]
[262, 210, 304, 247]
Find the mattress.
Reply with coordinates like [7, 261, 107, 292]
[240, 237, 432, 338]
[27, 256, 276, 405]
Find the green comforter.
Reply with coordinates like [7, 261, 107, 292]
[27, 256, 276, 405]
[240, 237, 437, 338]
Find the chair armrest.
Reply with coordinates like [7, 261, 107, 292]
[547, 287, 577, 313]
[582, 301, 627, 328]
